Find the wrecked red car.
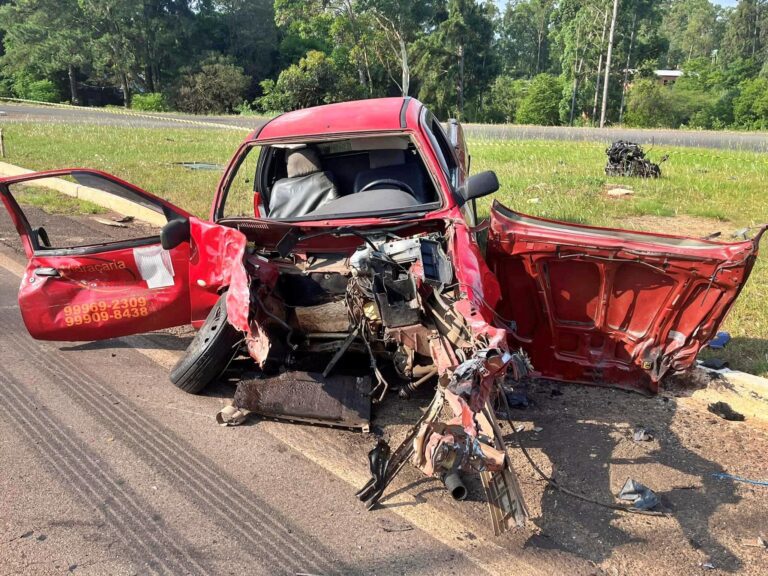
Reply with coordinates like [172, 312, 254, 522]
[0, 98, 763, 533]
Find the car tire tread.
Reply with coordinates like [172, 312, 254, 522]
[170, 295, 240, 394]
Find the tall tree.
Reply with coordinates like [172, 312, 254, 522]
[216, 0, 277, 86]
[600, 0, 619, 127]
[411, 0, 498, 118]
[79, 0, 142, 105]
[275, 0, 375, 94]
[0, 0, 91, 104]
[661, 0, 722, 67]
[138, 1, 197, 93]
[498, 0, 546, 78]
[358, 0, 441, 96]
[720, 0, 767, 66]
[552, 0, 611, 124]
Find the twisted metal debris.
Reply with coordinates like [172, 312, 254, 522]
[605, 140, 666, 178]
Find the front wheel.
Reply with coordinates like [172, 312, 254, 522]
[170, 294, 241, 394]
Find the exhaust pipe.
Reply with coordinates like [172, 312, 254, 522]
[443, 472, 467, 501]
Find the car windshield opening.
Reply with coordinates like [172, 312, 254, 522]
[220, 135, 441, 221]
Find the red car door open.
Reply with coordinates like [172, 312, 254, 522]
[0, 169, 197, 341]
[486, 201, 766, 394]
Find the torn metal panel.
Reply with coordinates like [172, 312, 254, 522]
[233, 371, 372, 431]
[487, 202, 767, 393]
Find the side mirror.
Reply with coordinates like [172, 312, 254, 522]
[160, 217, 190, 250]
[457, 171, 499, 205]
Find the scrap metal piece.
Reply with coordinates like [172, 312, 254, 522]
[356, 439, 392, 505]
[322, 325, 360, 378]
[233, 371, 372, 431]
[707, 401, 745, 422]
[478, 404, 529, 534]
[617, 478, 660, 510]
[216, 404, 252, 426]
[605, 140, 665, 178]
[481, 468, 525, 535]
[357, 388, 445, 509]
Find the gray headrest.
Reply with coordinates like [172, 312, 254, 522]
[287, 148, 322, 178]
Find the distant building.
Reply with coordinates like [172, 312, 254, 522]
[623, 69, 684, 92]
[654, 70, 684, 86]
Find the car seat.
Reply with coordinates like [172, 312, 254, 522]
[268, 148, 339, 218]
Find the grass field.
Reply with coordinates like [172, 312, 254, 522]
[1, 122, 766, 376]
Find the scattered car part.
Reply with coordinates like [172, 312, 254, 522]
[740, 536, 767, 549]
[617, 478, 660, 510]
[633, 427, 654, 442]
[93, 217, 128, 228]
[170, 294, 241, 393]
[228, 371, 372, 431]
[216, 404, 251, 426]
[708, 331, 731, 350]
[605, 140, 666, 178]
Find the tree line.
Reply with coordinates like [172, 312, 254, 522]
[0, 1, 766, 129]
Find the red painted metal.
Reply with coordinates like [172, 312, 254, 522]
[187, 217, 249, 327]
[486, 201, 765, 393]
[255, 97, 414, 140]
[16, 243, 192, 341]
[0, 170, 225, 340]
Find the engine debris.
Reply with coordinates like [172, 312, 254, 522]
[605, 140, 667, 178]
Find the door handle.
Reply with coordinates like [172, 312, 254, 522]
[34, 267, 61, 278]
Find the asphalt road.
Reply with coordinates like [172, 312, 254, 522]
[2, 102, 767, 151]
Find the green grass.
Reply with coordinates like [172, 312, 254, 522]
[1, 124, 767, 377]
[470, 141, 768, 226]
[1, 123, 245, 217]
[14, 186, 106, 215]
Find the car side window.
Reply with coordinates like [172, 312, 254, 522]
[221, 145, 261, 218]
[3, 173, 166, 251]
[423, 112, 459, 189]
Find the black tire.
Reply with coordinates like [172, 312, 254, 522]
[170, 294, 241, 394]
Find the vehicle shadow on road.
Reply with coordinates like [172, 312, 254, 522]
[509, 380, 742, 572]
[60, 331, 193, 352]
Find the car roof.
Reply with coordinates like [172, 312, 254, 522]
[252, 97, 420, 141]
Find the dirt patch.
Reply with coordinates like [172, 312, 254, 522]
[503, 377, 768, 575]
[613, 214, 739, 241]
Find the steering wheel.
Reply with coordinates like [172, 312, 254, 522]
[359, 178, 415, 197]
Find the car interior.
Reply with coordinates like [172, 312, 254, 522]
[235, 136, 441, 221]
